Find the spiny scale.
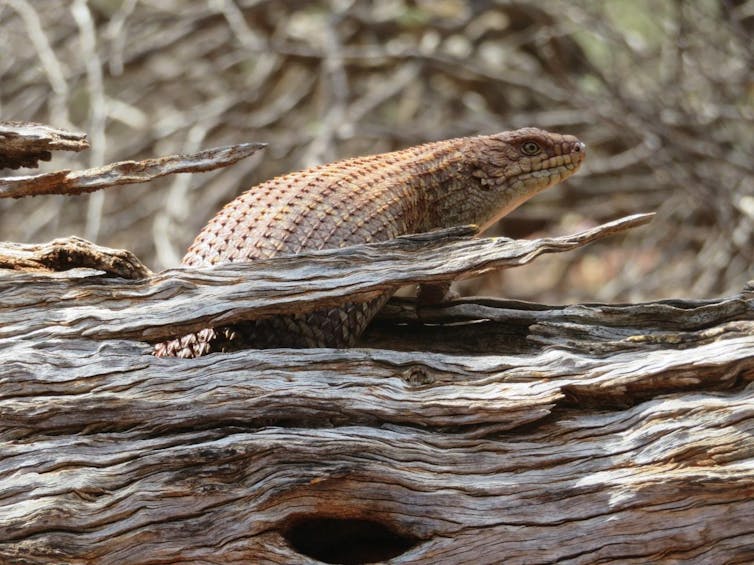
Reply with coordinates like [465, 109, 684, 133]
[155, 128, 585, 357]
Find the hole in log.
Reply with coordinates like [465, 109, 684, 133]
[284, 516, 419, 564]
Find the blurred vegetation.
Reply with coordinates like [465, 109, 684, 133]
[1, 0, 752, 303]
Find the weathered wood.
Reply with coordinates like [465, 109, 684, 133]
[0, 214, 652, 344]
[0, 142, 266, 198]
[0, 121, 88, 170]
[2, 215, 753, 564]
[1, 331, 753, 563]
[368, 289, 754, 353]
[0, 236, 151, 278]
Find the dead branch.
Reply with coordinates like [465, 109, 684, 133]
[0, 236, 150, 278]
[0, 142, 267, 198]
[0, 120, 89, 169]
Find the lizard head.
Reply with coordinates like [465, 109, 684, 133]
[468, 127, 585, 231]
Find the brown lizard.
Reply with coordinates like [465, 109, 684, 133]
[154, 128, 585, 357]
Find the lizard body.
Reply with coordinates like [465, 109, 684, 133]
[155, 128, 585, 357]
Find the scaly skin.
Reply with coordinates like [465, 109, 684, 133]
[155, 128, 586, 357]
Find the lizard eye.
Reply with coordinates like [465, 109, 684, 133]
[520, 141, 542, 156]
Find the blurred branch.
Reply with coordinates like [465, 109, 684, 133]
[7, 0, 71, 126]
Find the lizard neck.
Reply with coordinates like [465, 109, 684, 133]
[408, 137, 504, 233]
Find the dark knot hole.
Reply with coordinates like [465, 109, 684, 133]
[284, 516, 420, 564]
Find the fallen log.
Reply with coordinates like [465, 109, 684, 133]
[1, 230, 753, 564]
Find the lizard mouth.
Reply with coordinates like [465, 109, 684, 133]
[512, 158, 584, 192]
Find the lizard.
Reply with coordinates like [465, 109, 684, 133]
[154, 127, 585, 358]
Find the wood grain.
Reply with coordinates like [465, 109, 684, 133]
[2, 214, 752, 564]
